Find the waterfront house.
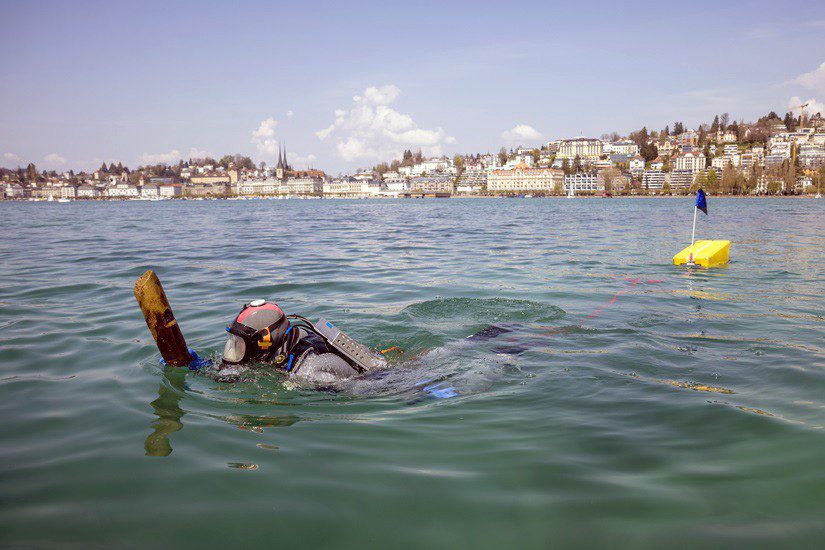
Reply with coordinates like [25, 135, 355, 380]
[77, 184, 101, 198]
[564, 172, 600, 193]
[158, 184, 183, 198]
[487, 164, 563, 194]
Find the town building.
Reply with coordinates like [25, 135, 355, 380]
[674, 151, 706, 174]
[610, 141, 640, 156]
[629, 156, 645, 174]
[383, 174, 410, 194]
[564, 172, 600, 193]
[657, 140, 676, 157]
[410, 175, 453, 196]
[669, 170, 694, 190]
[455, 170, 487, 195]
[77, 184, 101, 198]
[642, 170, 667, 191]
[487, 164, 564, 194]
[557, 138, 603, 160]
[287, 177, 324, 195]
[798, 144, 825, 169]
[141, 183, 160, 199]
[679, 130, 699, 147]
[159, 184, 183, 198]
[186, 182, 229, 196]
[107, 183, 139, 197]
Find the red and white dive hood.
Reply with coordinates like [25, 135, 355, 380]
[222, 300, 289, 365]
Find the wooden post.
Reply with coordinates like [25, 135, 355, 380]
[134, 270, 191, 367]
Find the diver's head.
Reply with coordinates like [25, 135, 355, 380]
[222, 299, 289, 365]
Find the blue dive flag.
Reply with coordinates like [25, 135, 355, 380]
[695, 188, 708, 215]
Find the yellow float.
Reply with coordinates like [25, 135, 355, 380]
[673, 240, 730, 268]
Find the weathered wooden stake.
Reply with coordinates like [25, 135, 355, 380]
[134, 270, 191, 367]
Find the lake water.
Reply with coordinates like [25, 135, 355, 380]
[1, 197, 823, 547]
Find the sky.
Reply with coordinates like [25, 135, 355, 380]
[2, 0, 825, 174]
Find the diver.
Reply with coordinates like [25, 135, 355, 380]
[218, 299, 387, 384]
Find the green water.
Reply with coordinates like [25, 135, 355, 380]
[1, 198, 823, 548]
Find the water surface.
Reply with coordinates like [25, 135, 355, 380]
[1, 198, 823, 547]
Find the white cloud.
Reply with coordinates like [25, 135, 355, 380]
[501, 124, 542, 142]
[187, 147, 213, 160]
[794, 61, 825, 91]
[362, 84, 401, 105]
[788, 96, 825, 116]
[251, 117, 279, 159]
[316, 124, 335, 140]
[139, 149, 181, 165]
[316, 84, 454, 162]
[286, 110, 294, 118]
[3, 152, 22, 163]
[43, 153, 66, 165]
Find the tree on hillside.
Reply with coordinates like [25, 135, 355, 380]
[663, 125, 670, 136]
[640, 142, 658, 162]
[673, 122, 684, 135]
[25, 163, 38, 182]
[572, 154, 583, 173]
[783, 112, 794, 131]
[710, 115, 720, 133]
[720, 113, 730, 132]
[453, 154, 465, 176]
[706, 169, 718, 193]
[600, 167, 621, 194]
[498, 147, 508, 165]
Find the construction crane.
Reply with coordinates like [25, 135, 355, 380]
[787, 102, 811, 171]
[789, 101, 811, 128]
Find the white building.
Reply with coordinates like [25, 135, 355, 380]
[557, 138, 604, 160]
[487, 164, 564, 193]
[669, 170, 694, 190]
[107, 183, 139, 197]
[3, 183, 25, 198]
[642, 170, 666, 191]
[564, 172, 601, 193]
[159, 184, 183, 197]
[610, 141, 640, 156]
[140, 184, 160, 198]
[77, 185, 101, 198]
[287, 177, 324, 195]
[711, 156, 731, 170]
[383, 174, 410, 194]
[674, 151, 706, 174]
[455, 170, 487, 195]
[323, 178, 383, 198]
[629, 156, 645, 173]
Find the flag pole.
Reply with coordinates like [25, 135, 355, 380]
[688, 205, 697, 265]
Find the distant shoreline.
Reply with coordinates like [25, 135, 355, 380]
[2, 193, 820, 203]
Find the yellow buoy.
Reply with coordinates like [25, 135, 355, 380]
[673, 240, 730, 268]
